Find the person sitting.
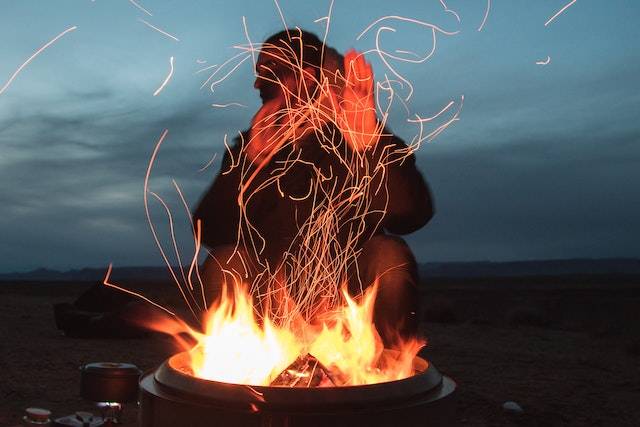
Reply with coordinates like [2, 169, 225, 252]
[194, 29, 434, 345]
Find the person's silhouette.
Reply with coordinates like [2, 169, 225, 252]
[194, 29, 433, 345]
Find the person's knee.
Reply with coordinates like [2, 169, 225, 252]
[361, 234, 417, 278]
[200, 245, 252, 302]
[357, 235, 420, 344]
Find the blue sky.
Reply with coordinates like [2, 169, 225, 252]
[1, 0, 639, 272]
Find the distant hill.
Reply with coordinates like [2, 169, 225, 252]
[0, 266, 170, 283]
[1, 258, 640, 283]
[418, 258, 640, 278]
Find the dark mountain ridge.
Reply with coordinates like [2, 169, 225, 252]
[2, 258, 639, 283]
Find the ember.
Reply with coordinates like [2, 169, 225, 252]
[270, 354, 337, 387]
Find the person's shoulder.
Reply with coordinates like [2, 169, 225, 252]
[222, 130, 249, 157]
[233, 129, 250, 146]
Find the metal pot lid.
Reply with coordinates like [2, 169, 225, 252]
[82, 362, 141, 377]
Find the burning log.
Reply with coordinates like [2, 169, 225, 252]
[270, 354, 338, 387]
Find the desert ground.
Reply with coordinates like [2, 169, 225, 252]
[1, 279, 639, 426]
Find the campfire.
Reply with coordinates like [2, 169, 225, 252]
[134, 277, 455, 426]
[100, 9, 460, 426]
[148, 281, 422, 388]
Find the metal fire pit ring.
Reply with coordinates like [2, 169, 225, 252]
[140, 350, 457, 427]
[153, 350, 440, 409]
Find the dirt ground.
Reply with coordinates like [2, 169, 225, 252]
[1, 281, 639, 426]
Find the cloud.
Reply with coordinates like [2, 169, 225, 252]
[407, 126, 640, 261]
[0, 86, 252, 271]
[2, 65, 640, 270]
[1, 0, 640, 271]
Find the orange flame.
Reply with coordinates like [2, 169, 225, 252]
[164, 280, 424, 387]
[308, 284, 422, 385]
[188, 283, 303, 385]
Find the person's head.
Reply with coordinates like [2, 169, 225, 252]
[254, 29, 325, 104]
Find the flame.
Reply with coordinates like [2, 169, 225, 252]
[175, 280, 423, 387]
[308, 284, 421, 385]
[188, 283, 303, 385]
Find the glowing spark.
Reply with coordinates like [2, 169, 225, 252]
[153, 56, 174, 96]
[221, 133, 242, 174]
[148, 190, 192, 294]
[536, 56, 551, 65]
[200, 53, 252, 92]
[358, 16, 457, 42]
[198, 153, 218, 173]
[196, 59, 207, 64]
[407, 100, 455, 123]
[477, 0, 491, 31]
[171, 181, 206, 307]
[178, 180, 209, 309]
[128, 0, 153, 16]
[272, 0, 291, 40]
[211, 102, 247, 108]
[357, 16, 458, 101]
[413, 95, 464, 143]
[242, 16, 257, 71]
[196, 64, 218, 74]
[545, 0, 577, 27]
[138, 18, 180, 42]
[395, 49, 422, 59]
[0, 25, 77, 96]
[144, 129, 200, 319]
[106, 6, 455, 381]
[246, 386, 265, 400]
[319, 0, 335, 67]
[103, 263, 175, 316]
[439, 0, 461, 23]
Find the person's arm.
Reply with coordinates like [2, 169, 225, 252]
[331, 49, 380, 152]
[193, 144, 242, 248]
[375, 134, 434, 235]
[331, 50, 433, 234]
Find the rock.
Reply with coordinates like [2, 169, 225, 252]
[502, 401, 524, 415]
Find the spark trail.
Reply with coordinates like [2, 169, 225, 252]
[0, 25, 77, 96]
[108, 5, 461, 337]
[98, 0, 593, 388]
[153, 56, 175, 96]
[128, 0, 153, 17]
[545, 0, 577, 27]
[478, 0, 491, 31]
[536, 56, 551, 65]
[138, 18, 180, 41]
[211, 102, 247, 108]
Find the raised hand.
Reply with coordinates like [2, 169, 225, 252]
[332, 49, 379, 151]
[246, 97, 286, 163]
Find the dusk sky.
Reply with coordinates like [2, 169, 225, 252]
[1, 1, 639, 273]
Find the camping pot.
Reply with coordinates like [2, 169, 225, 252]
[80, 362, 141, 403]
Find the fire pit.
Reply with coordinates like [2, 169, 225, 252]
[139, 350, 456, 427]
